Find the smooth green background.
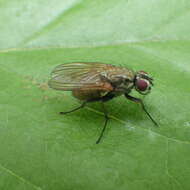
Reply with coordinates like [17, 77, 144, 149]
[0, 0, 190, 189]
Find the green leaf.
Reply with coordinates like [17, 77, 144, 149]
[0, 0, 190, 190]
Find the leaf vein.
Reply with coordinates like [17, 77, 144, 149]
[0, 163, 42, 190]
[86, 107, 190, 144]
[1, 38, 190, 53]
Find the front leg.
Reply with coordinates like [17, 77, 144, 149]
[125, 94, 158, 126]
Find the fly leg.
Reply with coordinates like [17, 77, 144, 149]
[96, 102, 109, 144]
[125, 93, 158, 127]
[60, 101, 86, 115]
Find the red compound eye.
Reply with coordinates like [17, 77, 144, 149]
[136, 79, 148, 91]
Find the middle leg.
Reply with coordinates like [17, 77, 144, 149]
[96, 102, 109, 144]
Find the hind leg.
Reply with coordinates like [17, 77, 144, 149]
[60, 101, 86, 115]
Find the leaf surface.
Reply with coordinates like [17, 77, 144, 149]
[0, 0, 190, 189]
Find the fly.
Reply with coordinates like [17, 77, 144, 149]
[48, 62, 158, 144]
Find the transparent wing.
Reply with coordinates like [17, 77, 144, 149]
[48, 62, 115, 91]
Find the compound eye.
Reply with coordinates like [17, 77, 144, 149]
[136, 79, 148, 91]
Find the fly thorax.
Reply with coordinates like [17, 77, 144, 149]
[118, 81, 133, 92]
[109, 75, 133, 92]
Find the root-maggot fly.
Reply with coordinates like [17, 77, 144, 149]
[48, 62, 158, 144]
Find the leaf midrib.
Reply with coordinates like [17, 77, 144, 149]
[1, 38, 190, 53]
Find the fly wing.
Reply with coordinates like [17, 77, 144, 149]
[48, 62, 115, 91]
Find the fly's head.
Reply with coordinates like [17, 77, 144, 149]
[134, 71, 154, 95]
